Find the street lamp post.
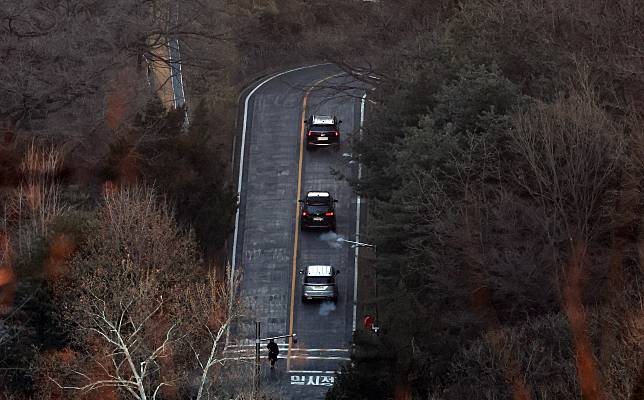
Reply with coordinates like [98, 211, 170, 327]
[336, 238, 376, 249]
[336, 238, 380, 332]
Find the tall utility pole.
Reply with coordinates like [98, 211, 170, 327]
[337, 238, 380, 328]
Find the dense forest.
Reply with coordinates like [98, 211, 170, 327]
[327, 1, 644, 400]
[1, 0, 642, 399]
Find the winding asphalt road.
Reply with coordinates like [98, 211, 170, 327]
[228, 64, 366, 399]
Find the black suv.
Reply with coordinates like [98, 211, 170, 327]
[305, 115, 341, 150]
[299, 191, 337, 230]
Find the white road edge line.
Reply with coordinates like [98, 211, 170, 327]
[227, 63, 330, 347]
[352, 93, 367, 332]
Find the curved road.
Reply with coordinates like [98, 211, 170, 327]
[229, 64, 366, 399]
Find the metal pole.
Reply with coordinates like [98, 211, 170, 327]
[254, 321, 260, 397]
[373, 247, 379, 332]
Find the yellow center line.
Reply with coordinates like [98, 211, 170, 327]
[287, 73, 342, 371]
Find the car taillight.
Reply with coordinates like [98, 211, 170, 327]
[335, 131, 340, 137]
[302, 211, 308, 217]
[307, 131, 312, 137]
[325, 212, 334, 216]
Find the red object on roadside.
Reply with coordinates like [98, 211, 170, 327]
[363, 315, 375, 330]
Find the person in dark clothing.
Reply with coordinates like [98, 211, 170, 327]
[267, 339, 279, 368]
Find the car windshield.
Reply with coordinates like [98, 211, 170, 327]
[305, 205, 330, 213]
[305, 276, 334, 284]
[310, 125, 336, 132]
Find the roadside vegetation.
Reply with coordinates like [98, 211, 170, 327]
[1, 1, 244, 398]
[1, 0, 642, 399]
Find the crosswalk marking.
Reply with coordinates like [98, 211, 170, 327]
[225, 347, 348, 352]
[222, 346, 351, 361]
[289, 355, 350, 360]
[225, 345, 349, 353]
[225, 355, 350, 360]
[289, 370, 337, 374]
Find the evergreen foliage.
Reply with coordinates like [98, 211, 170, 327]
[332, 2, 643, 398]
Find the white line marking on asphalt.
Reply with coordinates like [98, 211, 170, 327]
[225, 349, 281, 354]
[225, 344, 290, 348]
[223, 356, 288, 360]
[289, 356, 351, 360]
[352, 93, 367, 332]
[225, 346, 349, 353]
[229, 355, 350, 361]
[168, 41, 178, 109]
[289, 349, 350, 353]
[174, 39, 189, 126]
[289, 370, 338, 374]
[228, 63, 330, 346]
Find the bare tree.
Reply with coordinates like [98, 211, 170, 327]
[510, 89, 625, 242]
[44, 186, 247, 399]
[187, 268, 244, 400]
[50, 294, 178, 399]
[50, 270, 242, 400]
[510, 89, 629, 400]
[0, 141, 68, 261]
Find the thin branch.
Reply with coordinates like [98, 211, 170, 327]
[152, 382, 173, 400]
[49, 376, 140, 396]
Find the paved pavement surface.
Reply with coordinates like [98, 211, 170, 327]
[228, 64, 366, 399]
[167, 38, 185, 109]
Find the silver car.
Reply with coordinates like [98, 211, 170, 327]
[300, 265, 339, 302]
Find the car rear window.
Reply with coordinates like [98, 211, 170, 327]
[305, 205, 330, 213]
[310, 125, 336, 132]
[305, 276, 334, 284]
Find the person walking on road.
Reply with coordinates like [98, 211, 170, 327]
[267, 339, 279, 369]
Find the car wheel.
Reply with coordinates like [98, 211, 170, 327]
[306, 143, 314, 151]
